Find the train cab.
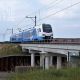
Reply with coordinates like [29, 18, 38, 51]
[36, 24, 53, 40]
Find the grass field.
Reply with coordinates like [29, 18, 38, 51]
[0, 44, 22, 56]
[8, 68, 80, 80]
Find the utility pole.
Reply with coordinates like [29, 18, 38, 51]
[26, 16, 37, 26]
[35, 16, 36, 26]
[7, 28, 14, 35]
[12, 28, 13, 35]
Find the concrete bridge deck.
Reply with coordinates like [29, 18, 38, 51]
[20, 38, 80, 69]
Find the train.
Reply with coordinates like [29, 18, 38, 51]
[10, 24, 53, 43]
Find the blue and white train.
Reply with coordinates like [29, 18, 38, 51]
[10, 24, 53, 42]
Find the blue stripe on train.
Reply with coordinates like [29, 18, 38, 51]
[22, 36, 44, 41]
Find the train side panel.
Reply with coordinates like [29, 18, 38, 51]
[22, 31, 30, 42]
[36, 25, 44, 40]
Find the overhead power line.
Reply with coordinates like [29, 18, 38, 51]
[7, 0, 80, 33]
[38, 1, 80, 21]
[14, 17, 26, 28]
[27, 0, 60, 16]
[11, 0, 63, 30]
[14, 0, 61, 28]
[23, 0, 80, 27]
[37, 0, 64, 21]
[39, 0, 64, 12]
[18, 0, 80, 29]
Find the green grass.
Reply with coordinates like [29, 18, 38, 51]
[8, 68, 80, 80]
[0, 44, 22, 56]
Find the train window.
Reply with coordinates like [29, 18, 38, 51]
[42, 24, 52, 33]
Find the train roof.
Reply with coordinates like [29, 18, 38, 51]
[22, 27, 36, 32]
[11, 23, 48, 37]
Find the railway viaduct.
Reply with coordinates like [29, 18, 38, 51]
[20, 38, 80, 69]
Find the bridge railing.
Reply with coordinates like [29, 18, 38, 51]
[21, 38, 80, 44]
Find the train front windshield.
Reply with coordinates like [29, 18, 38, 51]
[42, 24, 52, 33]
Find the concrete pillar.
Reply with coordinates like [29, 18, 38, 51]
[40, 51, 50, 69]
[67, 52, 70, 62]
[45, 56, 49, 69]
[40, 54, 44, 67]
[67, 52, 71, 67]
[50, 56, 53, 67]
[31, 53, 35, 67]
[57, 56, 61, 69]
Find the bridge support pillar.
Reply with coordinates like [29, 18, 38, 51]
[40, 52, 50, 70]
[50, 56, 53, 67]
[31, 53, 35, 67]
[40, 54, 44, 67]
[45, 56, 49, 69]
[57, 56, 61, 69]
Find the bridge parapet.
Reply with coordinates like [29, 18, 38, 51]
[21, 38, 80, 45]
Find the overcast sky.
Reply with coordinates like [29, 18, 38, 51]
[0, 0, 80, 41]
